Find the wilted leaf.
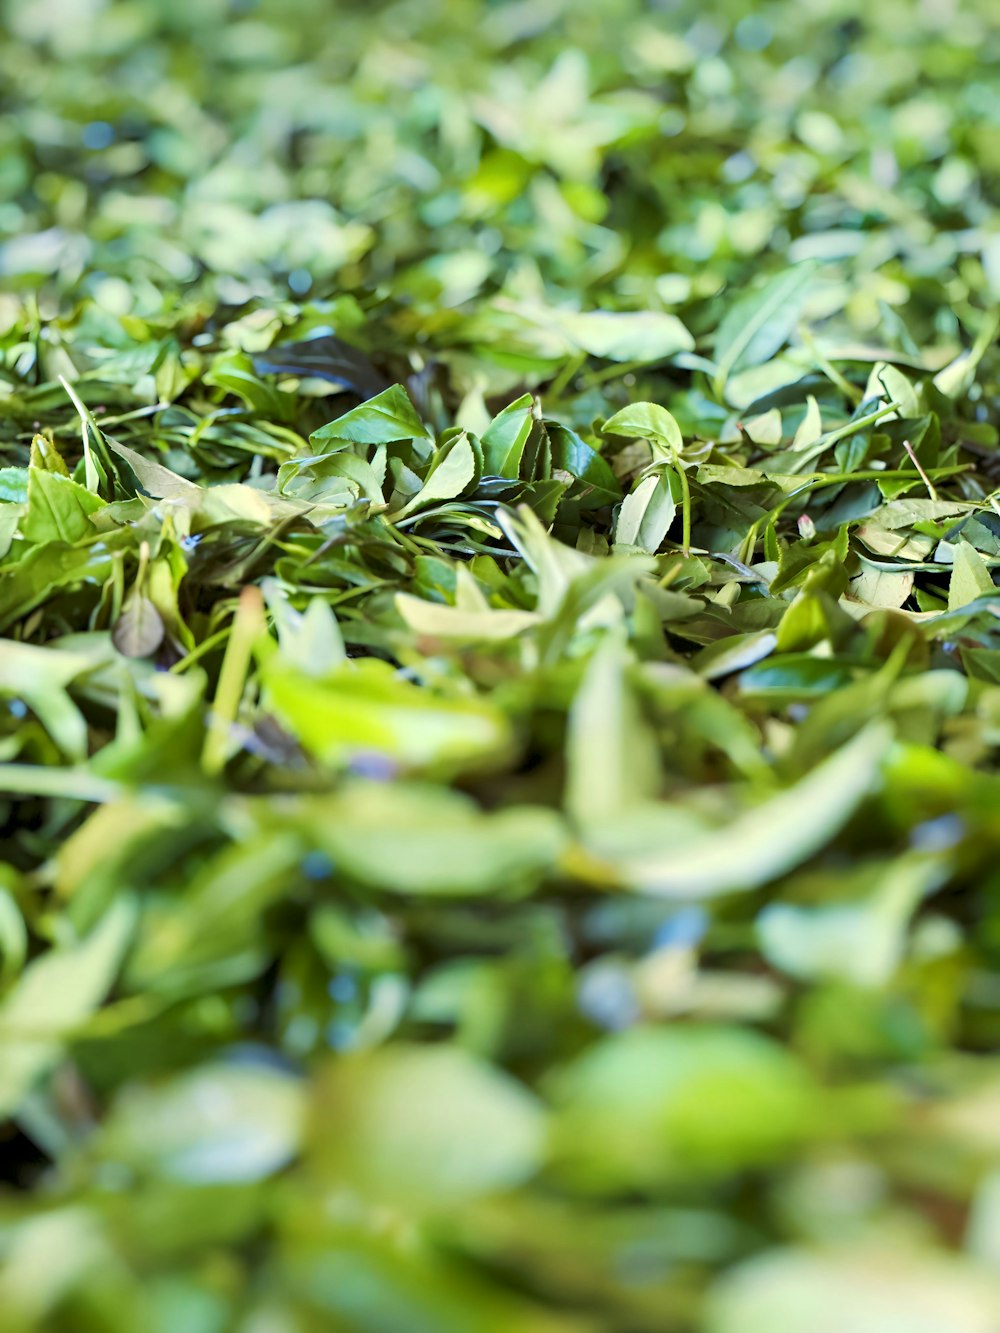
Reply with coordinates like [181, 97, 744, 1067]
[253, 334, 389, 399]
[112, 594, 165, 658]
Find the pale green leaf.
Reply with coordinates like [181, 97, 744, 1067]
[791, 396, 823, 450]
[303, 783, 566, 895]
[707, 1246, 1000, 1333]
[310, 1044, 546, 1208]
[0, 898, 135, 1120]
[553, 310, 693, 362]
[615, 723, 892, 897]
[101, 1062, 306, 1183]
[712, 264, 816, 397]
[949, 541, 996, 610]
[613, 471, 677, 552]
[565, 634, 660, 826]
[603, 402, 683, 454]
[396, 593, 540, 641]
[758, 853, 948, 987]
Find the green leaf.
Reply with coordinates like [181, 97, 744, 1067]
[310, 384, 428, 446]
[0, 887, 27, 986]
[392, 431, 479, 518]
[867, 361, 921, 418]
[203, 350, 295, 420]
[299, 781, 566, 895]
[712, 264, 816, 398]
[105, 438, 204, 502]
[6, 8, 1000, 1316]
[949, 540, 997, 610]
[693, 631, 778, 681]
[548, 422, 621, 506]
[262, 656, 512, 773]
[277, 448, 386, 505]
[603, 401, 684, 455]
[29, 433, 70, 475]
[20, 469, 105, 545]
[262, 582, 346, 674]
[553, 309, 694, 362]
[565, 634, 660, 826]
[791, 395, 823, 450]
[550, 1026, 815, 1187]
[128, 832, 306, 987]
[481, 393, 534, 477]
[0, 638, 104, 759]
[933, 309, 1000, 399]
[0, 541, 118, 631]
[0, 468, 29, 504]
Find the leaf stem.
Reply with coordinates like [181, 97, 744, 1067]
[789, 401, 902, 471]
[547, 352, 586, 400]
[59, 374, 103, 493]
[760, 463, 967, 549]
[798, 326, 864, 405]
[0, 765, 122, 803]
[675, 463, 692, 554]
[902, 439, 938, 501]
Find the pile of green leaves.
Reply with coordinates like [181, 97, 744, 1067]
[3, 0, 1000, 1329]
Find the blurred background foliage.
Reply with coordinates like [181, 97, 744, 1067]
[2, 1, 1000, 1331]
[2, 0, 999, 337]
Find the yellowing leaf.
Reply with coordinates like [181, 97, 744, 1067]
[263, 657, 511, 772]
[396, 593, 540, 641]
